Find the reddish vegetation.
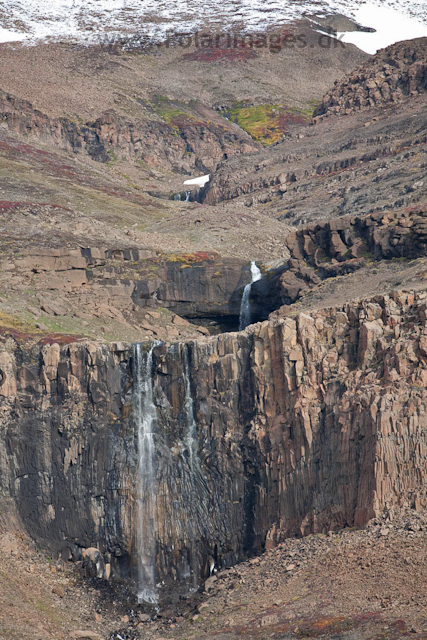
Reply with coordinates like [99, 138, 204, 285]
[186, 251, 219, 262]
[0, 201, 23, 212]
[0, 327, 82, 346]
[38, 334, 83, 346]
[0, 138, 76, 175]
[275, 110, 307, 127]
[235, 611, 397, 639]
[183, 48, 257, 63]
[173, 251, 220, 263]
[0, 200, 73, 213]
[0, 136, 154, 208]
[168, 114, 205, 129]
[150, 251, 220, 266]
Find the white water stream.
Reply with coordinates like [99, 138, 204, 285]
[133, 340, 202, 601]
[133, 341, 160, 604]
[183, 343, 199, 589]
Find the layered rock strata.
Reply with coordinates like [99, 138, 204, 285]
[251, 206, 427, 319]
[3, 248, 254, 329]
[202, 92, 427, 220]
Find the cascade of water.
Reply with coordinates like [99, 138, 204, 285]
[183, 343, 199, 589]
[173, 192, 182, 201]
[239, 261, 262, 331]
[183, 345, 197, 469]
[185, 191, 191, 202]
[133, 341, 160, 604]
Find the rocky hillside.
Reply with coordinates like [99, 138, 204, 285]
[201, 38, 426, 242]
[0, 90, 260, 174]
[251, 206, 427, 318]
[314, 37, 427, 118]
[0, 26, 366, 183]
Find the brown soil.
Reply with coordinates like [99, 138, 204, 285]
[164, 508, 427, 640]
[0, 498, 124, 640]
[2, 502, 427, 640]
[283, 256, 427, 319]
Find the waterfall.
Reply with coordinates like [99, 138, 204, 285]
[173, 191, 191, 202]
[183, 344, 197, 471]
[183, 343, 199, 589]
[239, 261, 262, 331]
[133, 341, 160, 604]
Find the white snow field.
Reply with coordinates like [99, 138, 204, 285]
[338, 4, 427, 54]
[0, 0, 426, 49]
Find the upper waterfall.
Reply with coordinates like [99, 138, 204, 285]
[239, 261, 262, 331]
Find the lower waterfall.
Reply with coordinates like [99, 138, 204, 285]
[239, 261, 262, 330]
[133, 340, 203, 602]
[133, 341, 160, 604]
[183, 343, 199, 589]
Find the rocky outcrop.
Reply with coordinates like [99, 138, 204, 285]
[130, 254, 251, 324]
[203, 168, 294, 206]
[251, 206, 427, 319]
[313, 38, 427, 118]
[2, 287, 427, 600]
[0, 91, 259, 174]
[11, 246, 154, 293]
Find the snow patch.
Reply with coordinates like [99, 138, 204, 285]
[0, 26, 27, 43]
[183, 175, 210, 187]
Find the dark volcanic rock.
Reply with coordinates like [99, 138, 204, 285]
[131, 255, 250, 325]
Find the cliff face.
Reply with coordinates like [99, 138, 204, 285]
[0, 341, 132, 565]
[2, 287, 427, 600]
[130, 254, 251, 322]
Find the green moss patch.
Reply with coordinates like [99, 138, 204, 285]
[224, 101, 313, 145]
